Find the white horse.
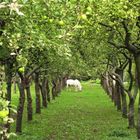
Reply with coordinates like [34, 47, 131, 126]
[66, 79, 82, 91]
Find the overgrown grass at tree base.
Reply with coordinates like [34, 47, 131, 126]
[10, 82, 137, 140]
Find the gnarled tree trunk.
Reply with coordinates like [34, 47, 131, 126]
[16, 81, 25, 133]
[25, 84, 33, 121]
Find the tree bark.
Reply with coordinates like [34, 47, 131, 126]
[128, 97, 135, 128]
[137, 93, 140, 139]
[62, 76, 67, 88]
[52, 80, 56, 100]
[46, 79, 50, 102]
[16, 82, 25, 133]
[34, 72, 41, 114]
[56, 78, 61, 96]
[25, 84, 33, 121]
[134, 54, 140, 138]
[111, 79, 116, 102]
[118, 69, 127, 118]
[115, 69, 122, 111]
[121, 90, 127, 118]
[41, 77, 47, 107]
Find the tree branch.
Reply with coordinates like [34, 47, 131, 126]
[109, 71, 132, 98]
[99, 22, 113, 30]
[122, 21, 137, 53]
[108, 41, 124, 49]
[26, 65, 41, 78]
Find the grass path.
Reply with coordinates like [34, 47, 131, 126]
[10, 82, 137, 140]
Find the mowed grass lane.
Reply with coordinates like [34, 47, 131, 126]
[10, 82, 137, 140]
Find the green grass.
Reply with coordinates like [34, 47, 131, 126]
[10, 82, 137, 140]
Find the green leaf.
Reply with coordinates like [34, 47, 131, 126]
[0, 110, 9, 118]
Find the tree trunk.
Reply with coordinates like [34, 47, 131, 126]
[34, 73, 41, 114]
[60, 77, 63, 91]
[62, 76, 67, 88]
[16, 82, 25, 133]
[116, 84, 122, 111]
[52, 80, 56, 100]
[137, 93, 140, 139]
[128, 97, 135, 128]
[134, 54, 140, 138]
[104, 74, 110, 96]
[118, 69, 127, 118]
[55, 79, 59, 97]
[55, 78, 61, 96]
[111, 79, 115, 102]
[25, 85, 33, 121]
[121, 90, 127, 118]
[6, 75, 12, 102]
[115, 69, 122, 111]
[41, 78, 47, 107]
[46, 79, 50, 102]
[57, 78, 61, 94]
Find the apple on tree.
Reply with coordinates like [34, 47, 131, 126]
[18, 67, 25, 73]
[58, 20, 65, 26]
[80, 14, 87, 20]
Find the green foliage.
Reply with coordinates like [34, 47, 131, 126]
[0, 46, 10, 60]
[0, 98, 15, 139]
[0, 99, 9, 119]
[95, 78, 101, 84]
[1, 0, 139, 139]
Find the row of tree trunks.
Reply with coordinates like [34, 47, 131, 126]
[101, 71, 127, 117]
[100, 74, 109, 94]
[15, 73, 66, 133]
[101, 65, 139, 129]
[52, 77, 64, 99]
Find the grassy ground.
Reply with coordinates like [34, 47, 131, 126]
[10, 82, 137, 140]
